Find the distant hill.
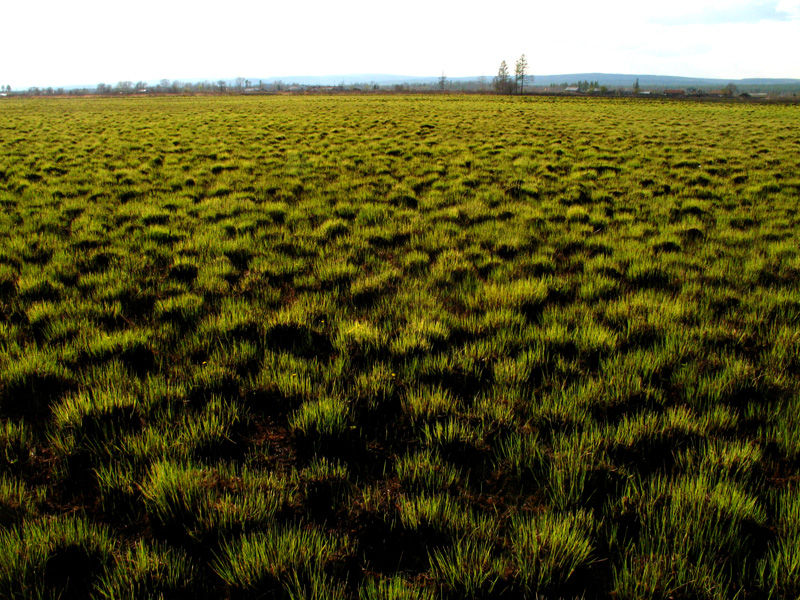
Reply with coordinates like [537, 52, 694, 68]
[524, 73, 800, 89]
[245, 73, 800, 91]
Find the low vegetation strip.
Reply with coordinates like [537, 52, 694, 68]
[0, 95, 799, 598]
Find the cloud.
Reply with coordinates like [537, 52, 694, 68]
[654, 1, 796, 25]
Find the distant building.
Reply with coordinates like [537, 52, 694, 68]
[664, 89, 686, 96]
[564, 86, 580, 93]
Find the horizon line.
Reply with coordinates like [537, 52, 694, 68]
[9, 71, 800, 91]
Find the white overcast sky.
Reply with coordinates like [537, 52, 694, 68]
[2, 0, 799, 88]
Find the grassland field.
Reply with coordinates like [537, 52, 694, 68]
[0, 95, 799, 599]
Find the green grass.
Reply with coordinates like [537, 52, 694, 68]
[0, 94, 799, 598]
[94, 540, 196, 600]
[0, 515, 115, 599]
[211, 525, 350, 595]
[508, 510, 595, 593]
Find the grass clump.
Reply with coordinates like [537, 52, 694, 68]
[359, 576, 435, 600]
[758, 488, 800, 598]
[508, 510, 595, 593]
[0, 349, 73, 418]
[95, 541, 196, 600]
[428, 538, 503, 598]
[0, 420, 32, 470]
[140, 460, 289, 544]
[0, 476, 43, 526]
[212, 526, 350, 596]
[290, 397, 352, 447]
[0, 515, 115, 600]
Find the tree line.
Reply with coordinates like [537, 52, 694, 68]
[494, 55, 529, 94]
[2, 57, 532, 97]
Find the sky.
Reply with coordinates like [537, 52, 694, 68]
[2, 0, 799, 88]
